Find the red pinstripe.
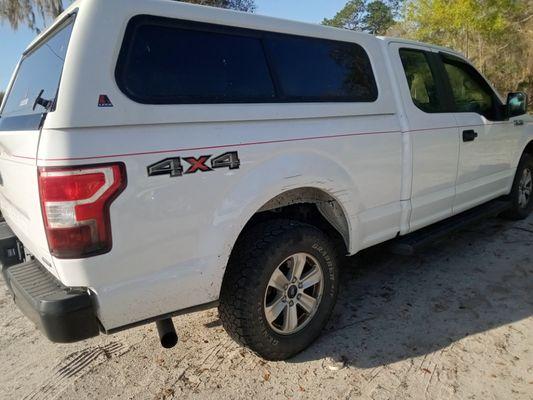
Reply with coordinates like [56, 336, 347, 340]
[9, 121, 514, 162]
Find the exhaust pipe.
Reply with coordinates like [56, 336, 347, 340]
[155, 318, 178, 349]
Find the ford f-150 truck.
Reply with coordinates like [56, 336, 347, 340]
[0, 0, 531, 360]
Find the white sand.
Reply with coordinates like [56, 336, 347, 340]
[1, 214, 532, 400]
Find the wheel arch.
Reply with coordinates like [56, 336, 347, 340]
[254, 187, 351, 249]
[196, 150, 362, 303]
[221, 183, 357, 265]
[523, 140, 533, 156]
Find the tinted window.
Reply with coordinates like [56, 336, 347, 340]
[1, 19, 74, 119]
[117, 20, 276, 103]
[265, 36, 377, 101]
[399, 49, 441, 113]
[442, 56, 500, 120]
[116, 16, 378, 104]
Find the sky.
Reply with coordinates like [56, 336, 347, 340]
[0, 0, 348, 92]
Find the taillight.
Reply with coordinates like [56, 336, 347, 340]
[38, 163, 127, 259]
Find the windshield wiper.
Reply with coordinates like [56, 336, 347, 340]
[32, 89, 53, 111]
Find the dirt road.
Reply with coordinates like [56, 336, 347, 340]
[1, 214, 532, 400]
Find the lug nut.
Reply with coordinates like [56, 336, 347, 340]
[289, 300, 294, 306]
[298, 283, 303, 289]
[297, 294, 302, 300]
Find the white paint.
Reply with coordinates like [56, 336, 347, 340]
[0, 0, 532, 331]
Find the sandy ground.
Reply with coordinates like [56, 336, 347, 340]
[1, 214, 532, 400]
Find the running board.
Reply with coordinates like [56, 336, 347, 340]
[389, 199, 512, 256]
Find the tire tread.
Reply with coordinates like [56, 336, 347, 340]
[219, 219, 336, 360]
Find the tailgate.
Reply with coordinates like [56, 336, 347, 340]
[0, 16, 76, 275]
[0, 133, 53, 272]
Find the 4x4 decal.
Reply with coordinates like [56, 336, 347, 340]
[147, 151, 240, 178]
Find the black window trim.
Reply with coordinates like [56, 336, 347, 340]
[438, 51, 506, 121]
[115, 14, 379, 105]
[398, 47, 454, 114]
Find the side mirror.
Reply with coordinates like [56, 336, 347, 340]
[507, 92, 527, 118]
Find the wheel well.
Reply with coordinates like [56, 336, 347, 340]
[524, 141, 533, 156]
[237, 188, 350, 255]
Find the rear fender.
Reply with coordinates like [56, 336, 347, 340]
[199, 151, 361, 296]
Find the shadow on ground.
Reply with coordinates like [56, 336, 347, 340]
[290, 216, 533, 368]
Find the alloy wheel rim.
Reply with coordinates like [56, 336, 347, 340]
[518, 168, 532, 209]
[263, 252, 324, 335]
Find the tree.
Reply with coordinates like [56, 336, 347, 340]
[323, 0, 400, 34]
[364, 1, 394, 34]
[402, 0, 531, 103]
[0, 0, 255, 32]
[0, 0, 63, 32]
[323, 0, 367, 31]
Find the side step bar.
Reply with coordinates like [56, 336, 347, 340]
[389, 199, 512, 256]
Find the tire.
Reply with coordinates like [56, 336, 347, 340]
[219, 219, 339, 360]
[503, 154, 533, 220]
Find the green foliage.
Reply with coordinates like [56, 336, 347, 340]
[364, 1, 394, 34]
[404, 0, 522, 48]
[323, 0, 367, 30]
[401, 0, 532, 102]
[323, 0, 401, 35]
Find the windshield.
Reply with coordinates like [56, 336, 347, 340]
[1, 17, 74, 120]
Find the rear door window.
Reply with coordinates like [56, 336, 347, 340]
[1, 17, 74, 125]
[399, 49, 442, 113]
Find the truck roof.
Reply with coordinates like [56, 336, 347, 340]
[377, 36, 465, 59]
[26, 0, 377, 53]
[26, 0, 464, 62]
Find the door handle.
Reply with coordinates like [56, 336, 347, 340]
[462, 129, 478, 142]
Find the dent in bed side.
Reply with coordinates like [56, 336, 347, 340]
[201, 147, 404, 300]
[198, 151, 360, 292]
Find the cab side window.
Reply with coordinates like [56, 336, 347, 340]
[399, 49, 442, 113]
[442, 55, 502, 120]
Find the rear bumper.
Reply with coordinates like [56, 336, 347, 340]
[0, 223, 100, 343]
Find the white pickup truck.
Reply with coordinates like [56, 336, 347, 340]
[0, 0, 531, 361]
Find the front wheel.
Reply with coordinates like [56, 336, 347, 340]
[503, 154, 533, 220]
[218, 219, 339, 360]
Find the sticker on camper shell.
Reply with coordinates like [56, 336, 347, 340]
[98, 94, 113, 107]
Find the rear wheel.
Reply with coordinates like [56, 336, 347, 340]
[503, 154, 533, 220]
[219, 219, 339, 360]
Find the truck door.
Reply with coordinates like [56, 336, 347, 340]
[439, 53, 519, 213]
[389, 43, 460, 231]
